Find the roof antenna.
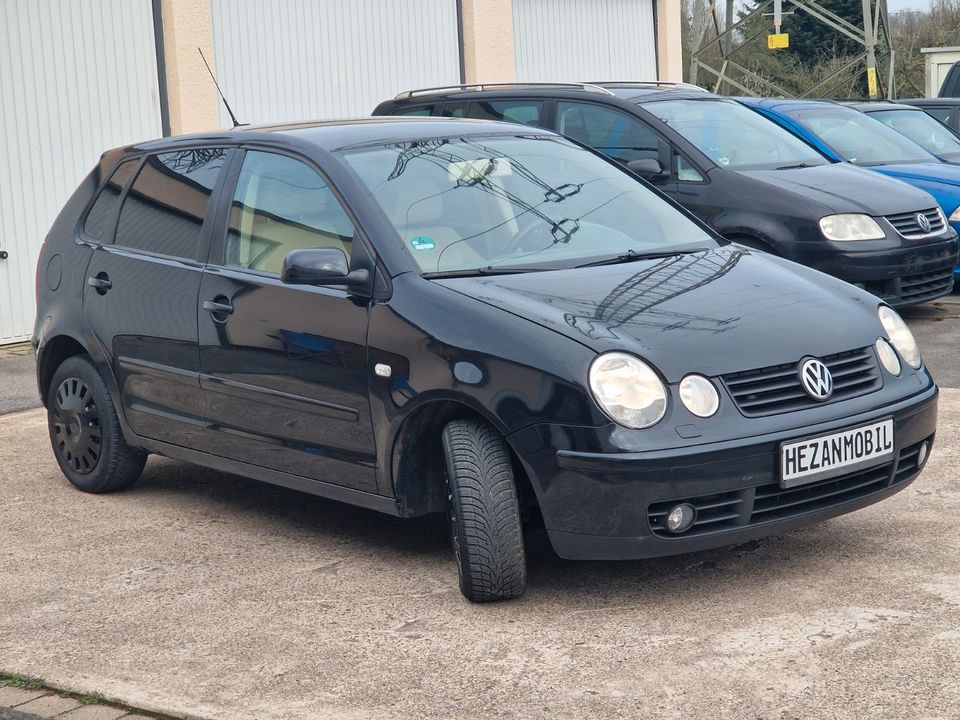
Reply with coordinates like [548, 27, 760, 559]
[198, 47, 242, 128]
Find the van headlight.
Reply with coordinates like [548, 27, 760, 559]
[588, 352, 667, 429]
[878, 306, 921, 369]
[819, 214, 886, 241]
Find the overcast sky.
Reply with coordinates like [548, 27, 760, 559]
[886, 0, 934, 12]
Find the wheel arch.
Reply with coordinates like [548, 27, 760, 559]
[388, 395, 538, 518]
[37, 333, 90, 406]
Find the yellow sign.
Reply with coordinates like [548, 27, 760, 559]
[768, 33, 789, 49]
[867, 67, 878, 98]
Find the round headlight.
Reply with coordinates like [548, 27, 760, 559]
[679, 374, 719, 418]
[878, 306, 921, 369]
[875, 337, 901, 376]
[588, 352, 667, 429]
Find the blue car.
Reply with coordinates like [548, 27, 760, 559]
[738, 98, 960, 275]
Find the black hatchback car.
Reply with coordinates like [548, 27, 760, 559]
[35, 118, 937, 602]
[375, 83, 959, 307]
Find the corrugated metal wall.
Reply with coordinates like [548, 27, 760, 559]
[210, 0, 462, 126]
[0, 0, 163, 344]
[513, 0, 657, 83]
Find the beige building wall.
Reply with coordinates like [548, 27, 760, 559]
[159, 0, 684, 134]
[160, 0, 219, 134]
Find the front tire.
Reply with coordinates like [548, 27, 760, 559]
[47, 355, 146, 493]
[442, 418, 526, 602]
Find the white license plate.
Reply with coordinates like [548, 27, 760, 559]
[780, 419, 894, 488]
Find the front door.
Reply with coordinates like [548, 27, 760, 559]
[198, 149, 377, 492]
[83, 149, 230, 445]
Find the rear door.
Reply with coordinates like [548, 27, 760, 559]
[82, 148, 231, 445]
[197, 149, 377, 492]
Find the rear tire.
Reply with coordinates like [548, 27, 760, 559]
[47, 355, 146, 493]
[442, 418, 526, 602]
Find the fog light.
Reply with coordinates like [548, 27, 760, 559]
[666, 503, 696, 533]
[876, 337, 901, 376]
[918, 441, 929, 468]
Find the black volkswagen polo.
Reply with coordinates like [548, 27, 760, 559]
[34, 118, 937, 602]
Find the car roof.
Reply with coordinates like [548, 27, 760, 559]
[849, 102, 922, 113]
[129, 117, 555, 154]
[387, 81, 711, 105]
[902, 97, 960, 106]
[737, 97, 850, 113]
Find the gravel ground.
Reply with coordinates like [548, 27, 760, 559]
[0, 391, 958, 719]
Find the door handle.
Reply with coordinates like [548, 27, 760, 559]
[87, 273, 112, 294]
[203, 298, 234, 317]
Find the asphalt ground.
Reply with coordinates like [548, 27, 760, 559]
[1, 294, 959, 718]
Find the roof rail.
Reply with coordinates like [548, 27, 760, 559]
[591, 81, 708, 92]
[394, 82, 615, 99]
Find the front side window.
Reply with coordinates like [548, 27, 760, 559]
[467, 100, 546, 127]
[557, 102, 660, 166]
[114, 149, 228, 258]
[780, 106, 938, 165]
[648, 99, 829, 171]
[339, 134, 716, 274]
[869, 109, 960, 158]
[224, 151, 355, 275]
[83, 160, 139, 240]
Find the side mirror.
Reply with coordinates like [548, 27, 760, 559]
[281, 248, 370, 287]
[627, 158, 669, 182]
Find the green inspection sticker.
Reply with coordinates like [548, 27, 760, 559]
[410, 235, 435, 252]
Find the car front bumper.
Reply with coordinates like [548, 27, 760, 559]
[810, 236, 957, 307]
[511, 384, 938, 561]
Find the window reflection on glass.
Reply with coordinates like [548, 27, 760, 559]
[340, 134, 715, 274]
[557, 102, 660, 165]
[468, 101, 546, 127]
[115, 149, 227, 258]
[83, 160, 139, 241]
[225, 151, 355, 275]
[870, 109, 960, 157]
[651, 100, 829, 170]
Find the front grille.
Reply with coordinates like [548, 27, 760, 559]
[885, 207, 946, 238]
[647, 439, 928, 538]
[898, 266, 955, 304]
[721, 347, 882, 417]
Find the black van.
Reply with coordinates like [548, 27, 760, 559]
[376, 83, 958, 306]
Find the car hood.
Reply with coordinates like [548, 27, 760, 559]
[737, 164, 937, 215]
[872, 162, 960, 187]
[435, 247, 883, 383]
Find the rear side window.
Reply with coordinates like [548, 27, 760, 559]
[82, 161, 138, 240]
[393, 105, 434, 116]
[924, 106, 954, 126]
[224, 151, 356, 275]
[114, 149, 228, 258]
[557, 102, 660, 165]
[468, 100, 546, 127]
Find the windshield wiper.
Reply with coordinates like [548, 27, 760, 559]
[574, 248, 708, 268]
[776, 162, 816, 170]
[422, 265, 550, 279]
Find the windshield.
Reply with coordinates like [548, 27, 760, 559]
[645, 99, 829, 170]
[338, 134, 716, 274]
[868, 108, 960, 159]
[781, 105, 938, 165]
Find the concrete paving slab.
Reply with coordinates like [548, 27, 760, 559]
[60, 704, 129, 720]
[0, 395, 958, 719]
[12, 695, 81, 718]
[0, 689, 46, 708]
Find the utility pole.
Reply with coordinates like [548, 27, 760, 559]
[862, 0, 879, 99]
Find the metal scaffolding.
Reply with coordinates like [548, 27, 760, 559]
[690, 0, 895, 100]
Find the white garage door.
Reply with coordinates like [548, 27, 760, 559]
[513, 0, 657, 83]
[210, 0, 462, 126]
[0, 0, 163, 345]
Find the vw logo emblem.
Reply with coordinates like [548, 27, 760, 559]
[917, 212, 932, 233]
[799, 358, 833, 401]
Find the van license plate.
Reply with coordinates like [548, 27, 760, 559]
[780, 419, 894, 488]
